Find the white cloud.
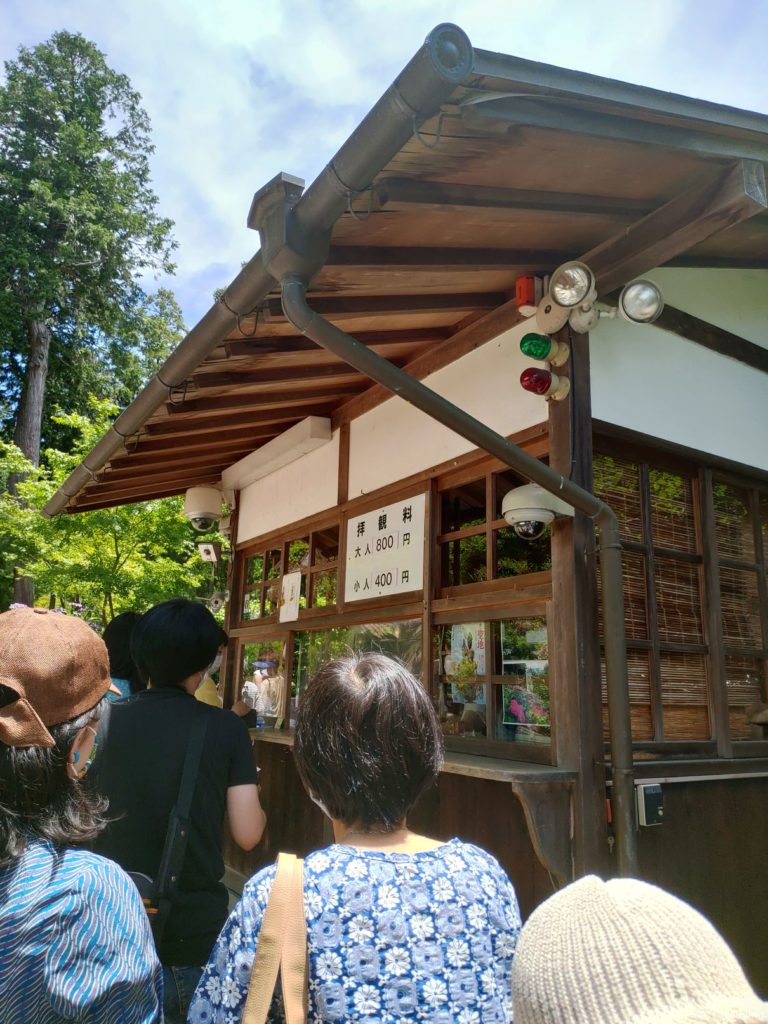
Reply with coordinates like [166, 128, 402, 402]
[2, 0, 767, 326]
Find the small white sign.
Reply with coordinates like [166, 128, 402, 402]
[279, 570, 302, 622]
[345, 493, 426, 602]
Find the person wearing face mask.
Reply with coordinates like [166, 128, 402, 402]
[0, 607, 162, 1023]
[89, 598, 266, 1024]
[194, 628, 253, 718]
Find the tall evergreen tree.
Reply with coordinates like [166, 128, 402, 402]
[0, 30, 177, 463]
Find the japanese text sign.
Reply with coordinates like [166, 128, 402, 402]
[344, 493, 426, 602]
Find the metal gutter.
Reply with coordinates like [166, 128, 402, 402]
[43, 23, 475, 517]
[279, 276, 638, 876]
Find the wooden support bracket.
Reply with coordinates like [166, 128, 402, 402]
[510, 779, 574, 884]
[581, 159, 767, 294]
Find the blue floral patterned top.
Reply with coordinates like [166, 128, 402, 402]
[189, 838, 520, 1023]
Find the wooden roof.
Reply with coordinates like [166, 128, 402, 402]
[68, 50, 768, 512]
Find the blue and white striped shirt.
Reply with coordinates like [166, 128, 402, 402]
[0, 839, 162, 1023]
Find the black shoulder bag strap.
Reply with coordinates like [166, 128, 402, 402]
[152, 714, 209, 941]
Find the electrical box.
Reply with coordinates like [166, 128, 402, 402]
[636, 783, 664, 826]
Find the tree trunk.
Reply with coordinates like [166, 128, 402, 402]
[9, 319, 52, 606]
[14, 319, 52, 466]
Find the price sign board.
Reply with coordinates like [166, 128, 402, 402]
[344, 493, 426, 602]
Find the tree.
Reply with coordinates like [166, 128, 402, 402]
[0, 399, 216, 623]
[0, 31, 177, 463]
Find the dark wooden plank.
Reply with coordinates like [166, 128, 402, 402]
[192, 362, 372, 389]
[128, 426, 280, 453]
[699, 468, 732, 758]
[326, 244, 570, 269]
[582, 160, 767, 294]
[106, 446, 260, 474]
[264, 291, 505, 320]
[223, 326, 450, 353]
[654, 304, 768, 375]
[337, 422, 350, 505]
[164, 381, 365, 417]
[72, 473, 222, 509]
[376, 176, 654, 218]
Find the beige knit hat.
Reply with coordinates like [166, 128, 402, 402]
[0, 608, 111, 748]
[512, 875, 768, 1024]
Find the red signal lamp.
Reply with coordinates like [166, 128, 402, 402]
[520, 366, 570, 401]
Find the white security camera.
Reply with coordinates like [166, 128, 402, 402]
[184, 486, 224, 532]
[501, 483, 575, 540]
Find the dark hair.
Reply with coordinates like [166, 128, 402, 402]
[102, 612, 144, 693]
[130, 598, 221, 689]
[0, 697, 109, 867]
[294, 653, 443, 828]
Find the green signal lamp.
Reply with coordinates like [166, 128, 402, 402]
[519, 332, 570, 367]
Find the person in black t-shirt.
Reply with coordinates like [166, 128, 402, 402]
[89, 598, 266, 1024]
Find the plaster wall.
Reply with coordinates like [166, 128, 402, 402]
[237, 429, 339, 544]
[348, 319, 544, 497]
[591, 269, 768, 472]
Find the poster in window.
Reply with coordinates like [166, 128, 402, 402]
[445, 622, 487, 705]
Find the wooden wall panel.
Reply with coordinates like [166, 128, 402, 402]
[223, 741, 553, 922]
[637, 777, 768, 995]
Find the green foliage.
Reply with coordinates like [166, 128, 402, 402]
[0, 30, 179, 445]
[0, 398, 213, 621]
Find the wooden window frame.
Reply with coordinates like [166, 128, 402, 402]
[595, 435, 768, 759]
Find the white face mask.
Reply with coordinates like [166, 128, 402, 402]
[309, 791, 332, 820]
[208, 653, 223, 675]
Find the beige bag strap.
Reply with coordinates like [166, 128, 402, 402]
[242, 852, 308, 1024]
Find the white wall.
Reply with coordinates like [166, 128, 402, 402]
[591, 269, 768, 472]
[237, 429, 339, 544]
[348, 318, 545, 497]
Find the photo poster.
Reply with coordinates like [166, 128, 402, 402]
[446, 622, 487, 705]
[501, 661, 549, 726]
[279, 570, 302, 623]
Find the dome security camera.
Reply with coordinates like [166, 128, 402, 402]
[184, 486, 224, 532]
[502, 483, 575, 541]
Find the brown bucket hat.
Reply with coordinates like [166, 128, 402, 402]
[0, 608, 111, 748]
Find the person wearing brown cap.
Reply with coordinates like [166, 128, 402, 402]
[512, 873, 768, 1024]
[0, 607, 162, 1023]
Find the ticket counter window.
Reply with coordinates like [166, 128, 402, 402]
[435, 617, 550, 747]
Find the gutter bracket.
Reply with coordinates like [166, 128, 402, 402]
[248, 171, 332, 283]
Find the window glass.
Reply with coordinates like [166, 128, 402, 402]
[435, 617, 550, 745]
[601, 650, 653, 741]
[292, 620, 422, 703]
[654, 559, 703, 644]
[287, 538, 310, 573]
[720, 568, 762, 649]
[246, 554, 264, 585]
[239, 639, 287, 724]
[494, 526, 551, 578]
[660, 653, 710, 740]
[593, 455, 642, 542]
[313, 526, 339, 564]
[649, 470, 696, 552]
[440, 534, 487, 587]
[242, 592, 262, 622]
[713, 483, 754, 561]
[726, 655, 765, 740]
[265, 549, 282, 579]
[440, 480, 485, 533]
[312, 570, 337, 608]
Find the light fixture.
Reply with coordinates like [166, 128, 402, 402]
[501, 482, 575, 540]
[618, 279, 664, 323]
[519, 332, 570, 367]
[549, 261, 596, 309]
[520, 366, 570, 401]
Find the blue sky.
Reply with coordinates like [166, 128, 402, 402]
[2, 0, 767, 328]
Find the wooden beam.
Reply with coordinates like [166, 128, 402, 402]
[192, 361, 374, 390]
[374, 176, 653, 218]
[164, 381, 364, 418]
[332, 298, 525, 428]
[581, 160, 767, 294]
[325, 245, 569, 271]
[139, 424, 284, 449]
[654, 304, 768, 375]
[223, 326, 450, 352]
[263, 292, 505, 321]
[74, 473, 222, 508]
[106, 442, 269, 474]
[101, 457, 248, 486]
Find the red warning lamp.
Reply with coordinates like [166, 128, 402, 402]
[520, 366, 570, 401]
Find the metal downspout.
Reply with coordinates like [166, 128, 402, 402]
[281, 275, 638, 877]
